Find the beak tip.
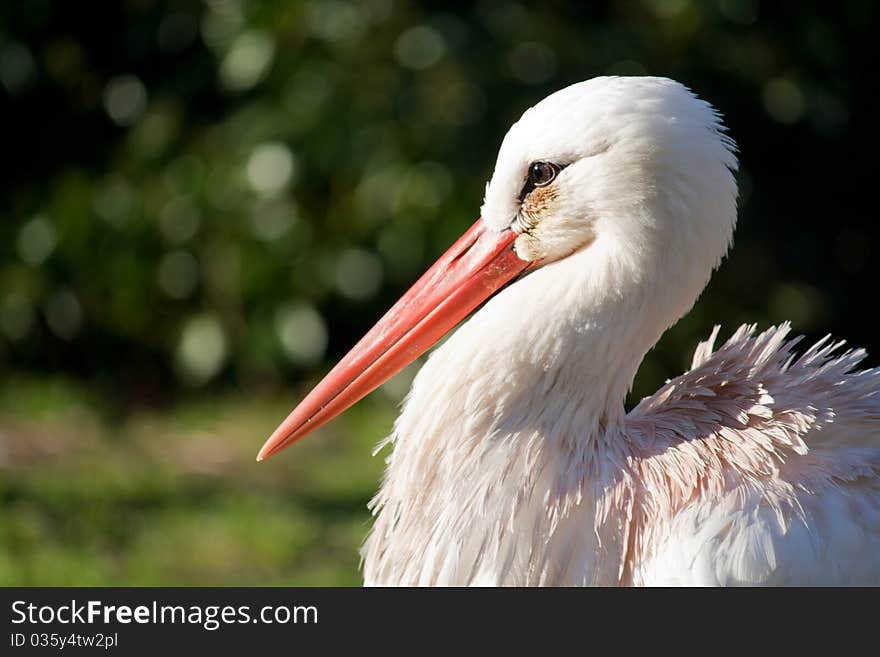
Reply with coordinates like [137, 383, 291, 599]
[256, 437, 278, 462]
[256, 440, 277, 462]
[256, 423, 295, 462]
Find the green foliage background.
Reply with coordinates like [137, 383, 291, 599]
[1, 1, 877, 584]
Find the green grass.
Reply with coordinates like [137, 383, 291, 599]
[0, 377, 397, 585]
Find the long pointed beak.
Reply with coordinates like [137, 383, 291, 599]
[257, 217, 531, 461]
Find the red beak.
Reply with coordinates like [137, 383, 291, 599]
[257, 217, 531, 461]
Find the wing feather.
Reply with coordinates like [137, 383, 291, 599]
[623, 324, 880, 585]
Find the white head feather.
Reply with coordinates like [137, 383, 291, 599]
[483, 76, 738, 317]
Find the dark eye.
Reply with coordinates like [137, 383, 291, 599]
[528, 161, 559, 187]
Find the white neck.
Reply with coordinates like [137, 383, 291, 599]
[467, 237, 680, 436]
[362, 236, 685, 585]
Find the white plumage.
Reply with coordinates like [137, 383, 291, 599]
[264, 76, 880, 586]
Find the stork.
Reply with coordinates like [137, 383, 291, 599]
[258, 76, 880, 585]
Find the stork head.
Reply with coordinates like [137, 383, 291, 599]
[484, 76, 738, 296]
[258, 76, 739, 461]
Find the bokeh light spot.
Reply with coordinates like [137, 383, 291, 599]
[399, 162, 453, 212]
[176, 314, 228, 385]
[274, 304, 328, 366]
[252, 200, 297, 241]
[335, 249, 383, 300]
[17, 215, 56, 266]
[0, 42, 36, 94]
[201, 0, 244, 53]
[94, 176, 137, 227]
[219, 30, 275, 92]
[128, 105, 180, 159]
[394, 26, 446, 69]
[158, 251, 200, 299]
[246, 142, 295, 196]
[159, 196, 201, 244]
[769, 283, 824, 329]
[45, 289, 84, 340]
[103, 75, 148, 127]
[306, 1, 366, 44]
[763, 78, 805, 124]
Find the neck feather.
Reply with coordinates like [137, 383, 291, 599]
[362, 238, 691, 585]
[437, 240, 673, 445]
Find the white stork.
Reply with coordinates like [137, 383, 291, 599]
[258, 76, 880, 586]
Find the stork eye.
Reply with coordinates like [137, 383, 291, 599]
[528, 161, 559, 187]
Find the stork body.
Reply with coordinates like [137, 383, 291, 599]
[363, 316, 880, 585]
[261, 77, 880, 586]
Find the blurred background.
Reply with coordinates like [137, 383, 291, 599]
[1, 0, 877, 585]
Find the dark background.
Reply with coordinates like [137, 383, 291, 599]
[0, 0, 877, 584]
